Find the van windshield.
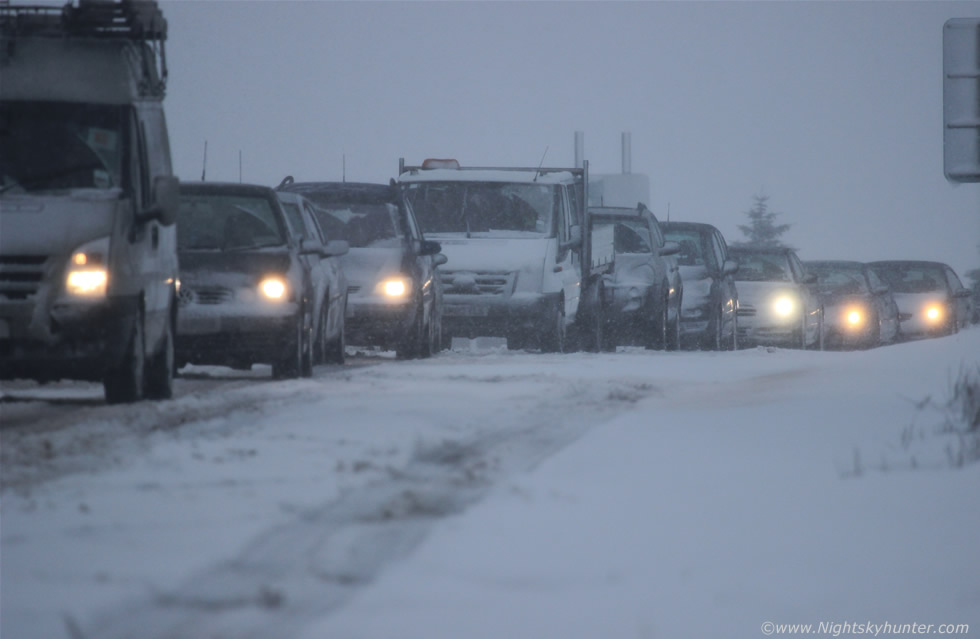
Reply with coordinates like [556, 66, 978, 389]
[404, 181, 556, 238]
[0, 101, 126, 194]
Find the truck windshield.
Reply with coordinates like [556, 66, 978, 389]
[0, 101, 126, 194]
[178, 194, 287, 251]
[404, 182, 556, 238]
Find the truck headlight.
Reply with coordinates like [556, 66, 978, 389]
[65, 236, 110, 297]
[259, 277, 288, 301]
[380, 277, 412, 298]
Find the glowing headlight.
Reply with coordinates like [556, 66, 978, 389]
[381, 278, 411, 298]
[259, 277, 288, 300]
[65, 237, 110, 297]
[66, 269, 108, 296]
[773, 296, 795, 317]
[925, 305, 942, 322]
[846, 310, 863, 326]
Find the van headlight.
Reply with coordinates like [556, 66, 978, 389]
[924, 304, 943, 323]
[65, 236, 110, 297]
[379, 276, 412, 298]
[259, 276, 288, 301]
[772, 295, 795, 317]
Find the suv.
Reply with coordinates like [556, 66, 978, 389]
[277, 179, 446, 358]
[0, 1, 179, 403]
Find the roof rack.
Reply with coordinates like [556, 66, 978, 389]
[0, 0, 169, 96]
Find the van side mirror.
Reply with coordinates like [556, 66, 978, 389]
[802, 272, 818, 284]
[661, 241, 680, 257]
[561, 225, 583, 251]
[433, 253, 448, 266]
[722, 259, 739, 276]
[140, 175, 179, 226]
[323, 240, 349, 257]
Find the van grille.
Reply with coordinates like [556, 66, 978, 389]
[440, 270, 515, 296]
[737, 304, 756, 317]
[181, 286, 233, 305]
[0, 256, 47, 300]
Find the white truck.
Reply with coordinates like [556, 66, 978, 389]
[0, 0, 179, 403]
[398, 158, 613, 352]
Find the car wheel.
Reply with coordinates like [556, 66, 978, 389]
[540, 301, 566, 353]
[666, 296, 681, 352]
[726, 310, 738, 351]
[644, 300, 667, 350]
[396, 297, 424, 360]
[582, 286, 605, 353]
[324, 299, 347, 365]
[704, 306, 722, 351]
[273, 314, 306, 379]
[104, 307, 146, 404]
[798, 315, 808, 350]
[144, 312, 175, 400]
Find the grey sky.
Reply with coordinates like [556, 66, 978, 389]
[161, 0, 980, 276]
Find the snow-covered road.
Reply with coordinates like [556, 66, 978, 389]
[2, 332, 979, 639]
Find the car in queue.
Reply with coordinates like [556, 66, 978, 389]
[867, 260, 973, 339]
[277, 179, 446, 359]
[660, 221, 739, 350]
[589, 204, 681, 349]
[276, 190, 350, 364]
[803, 260, 899, 349]
[175, 182, 347, 377]
[728, 246, 823, 350]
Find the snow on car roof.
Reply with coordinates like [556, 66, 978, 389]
[398, 168, 577, 185]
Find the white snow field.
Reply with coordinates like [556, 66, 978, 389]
[2, 329, 978, 639]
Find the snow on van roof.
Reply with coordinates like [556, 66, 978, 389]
[398, 168, 577, 185]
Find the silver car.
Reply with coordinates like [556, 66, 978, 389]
[728, 246, 824, 350]
[868, 260, 973, 339]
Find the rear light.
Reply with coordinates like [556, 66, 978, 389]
[421, 158, 461, 170]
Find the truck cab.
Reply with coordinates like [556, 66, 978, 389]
[399, 158, 612, 352]
[0, 0, 179, 402]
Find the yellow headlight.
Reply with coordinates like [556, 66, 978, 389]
[773, 296, 795, 316]
[259, 277, 287, 300]
[925, 305, 942, 322]
[382, 279, 409, 297]
[846, 310, 863, 325]
[66, 269, 108, 296]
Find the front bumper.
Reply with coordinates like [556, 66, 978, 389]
[440, 292, 558, 341]
[345, 297, 419, 350]
[0, 295, 139, 381]
[176, 302, 298, 368]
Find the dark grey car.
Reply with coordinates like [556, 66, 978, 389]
[277, 179, 446, 359]
[804, 260, 899, 349]
[590, 205, 682, 350]
[176, 182, 347, 377]
[661, 221, 739, 350]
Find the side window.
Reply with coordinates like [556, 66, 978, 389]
[280, 201, 309, 241]
[710, 233, 725, 268]
[945, 267, 964, 291]
[566, 183, 581, 228]
[648, 214, 665, 248]
[867, 268, 885, 290]
[557, 187, 570, 244]
[127, 109, 147, 208]
[788, 254, 805, 281]
[715, 232, 730, 261]
[136, 103, 173, 179]
[403, 198, 423, 241]
[301, 203, 325, 243]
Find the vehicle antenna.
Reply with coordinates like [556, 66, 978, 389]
[667, 202, 670, 222]
[238, 150, 242, 183]
[201, 140, 207, 181]
[533, 146, 549, 182]
[342, 152, 346, 183]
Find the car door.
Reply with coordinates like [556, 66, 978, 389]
[944, 266, 970, 328]
[302, 199, 345, 340]
[279, 196, 325, 332]
[402, 196, 440, 330]
[788, 251, 820, 342]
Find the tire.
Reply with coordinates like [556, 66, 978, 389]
[396, 298, 424, 360]
[666, 299, 681, 352]
[581, 290, 605, 353]
[703, 307, 722, 351]
[144, 312, 175, 400]
[104, 308, 146, 404]
[539, 302, 566, 353]
[324, 300, 347, 365]
[798, 316, 808, 350]
[314, 302, 328, 365]
[724, 311, 738, 351]
[273, 314, 309, 379]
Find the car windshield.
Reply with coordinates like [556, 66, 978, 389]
[595, 219, 652, 254]
[807, 264, 869, 294]
[178, 194, 286, 251]
[0, 101, 126, 194]
[404, 181, 556, 238]
[663, 229, 712, 268]
[732, 253, 793, 282]
[303, 199, 403, 249]
[873, 264, 946, 294]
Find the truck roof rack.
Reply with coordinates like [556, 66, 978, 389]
[1, 0, 168, 96]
